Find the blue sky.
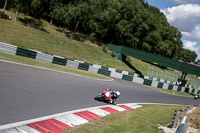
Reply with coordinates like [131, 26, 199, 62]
[146, 0, 179, 8]
[145, 0, 200, 61]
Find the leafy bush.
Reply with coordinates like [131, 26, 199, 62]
[127, 56, 132, 62]
[102, 45, 108, 53]
[111, 51, 116, 58]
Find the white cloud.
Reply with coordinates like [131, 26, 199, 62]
[162, 4, 200, 60]
[182, 40, 200, 60]
[161, 4, 200, 41]
[182, 25, 200, 41]
[170, 0, 200, 4]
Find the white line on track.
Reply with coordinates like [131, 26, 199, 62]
[0, 60, 113, 82]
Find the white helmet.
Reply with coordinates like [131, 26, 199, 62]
[106, 88, 111, 91]
[115, 91, 120, 97]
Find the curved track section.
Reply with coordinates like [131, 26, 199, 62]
[0, 61, 199, 125]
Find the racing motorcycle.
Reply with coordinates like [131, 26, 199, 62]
[94, 89, 120, 105]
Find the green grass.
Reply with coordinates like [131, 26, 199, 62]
[0, 52, 110, 79]
[63, 105, 186, 133]
[152, 87, 195, 97]
[0, 10, 132, 72]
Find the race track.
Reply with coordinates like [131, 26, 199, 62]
[0, 61, 199, 126]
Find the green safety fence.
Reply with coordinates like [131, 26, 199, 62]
[108, 44, 200, 76]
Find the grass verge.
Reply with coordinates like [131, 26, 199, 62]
[0, 52, 110, 80]
[152, 87, 195, 97]
[63, 104, 186, 133]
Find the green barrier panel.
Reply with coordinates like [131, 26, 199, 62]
[128, 72, 134, 76]
[16, 47, 37, 59]
[78, 63, 90, 71]
[52, 57, 67, 66]
[177, 86, 182, 91]
[143, 79, 152, 86]
[101, 66, 109, 70]
[122, 75, 133, 81]
[116, 69, 122, 73]
[98, 69, 111, 76]
[192, 89, 195, 94]
[168, 84, 173, 90]
[157, 82, 164, 88]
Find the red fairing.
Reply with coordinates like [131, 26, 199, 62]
[101, 90, 112, 100]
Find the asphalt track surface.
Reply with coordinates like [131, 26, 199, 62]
[0, 61, 199, 126]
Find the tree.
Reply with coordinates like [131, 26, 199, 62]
[13, 0, 29, 21]
[179, 48, 197, 62]
[3, 0, 8, 12]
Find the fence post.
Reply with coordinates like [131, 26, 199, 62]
[160, 71, 163, 79]
[151, 68, 154, 78]
[147, 67, 150, 77]
[156, 70, 158, 78]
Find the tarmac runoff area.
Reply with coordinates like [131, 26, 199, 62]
[0, 103, 142, 133]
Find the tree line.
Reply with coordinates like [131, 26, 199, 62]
[1, 0, 198, 62]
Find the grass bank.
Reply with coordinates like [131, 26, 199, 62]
[0, 10, 132, 72]
[0, 52, 110, 80]
[0, 10, 198, 81]
[63, 105, 185, 133]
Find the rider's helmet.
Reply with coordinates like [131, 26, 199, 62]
[115, 91, 120, 97]
[106, 88, 111, 91]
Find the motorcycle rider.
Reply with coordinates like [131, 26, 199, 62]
[101, 88, 120, 104]
[101, 88, 112, 100]
[110, 90, 120, 104]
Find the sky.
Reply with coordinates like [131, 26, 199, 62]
[145, 0, 200, 61]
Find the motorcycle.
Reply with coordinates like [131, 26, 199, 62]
[94, 90, 118, 105]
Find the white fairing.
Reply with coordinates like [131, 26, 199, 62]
[105, 92, 110, 97]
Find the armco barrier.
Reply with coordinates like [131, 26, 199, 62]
[110, 72, 123, 79]
[88, 66, 99, 73]
[52, 56, 68, 66]
[66, 60, 79, 68]
[143, 79, 152, 86]
[0, 42, 199, 95]
[78, 63, 90, 71]
[168, 84, 173, 90]
[16, 47, 37, 59]
[36, 52, 53, 63]
[122, 75, 133, 81]
[0, 42, 17, 55]
[98, 69, 111, 76]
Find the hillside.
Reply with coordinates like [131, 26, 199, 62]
[0, 10, 198, 83]
[0, 10, 133, 71]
